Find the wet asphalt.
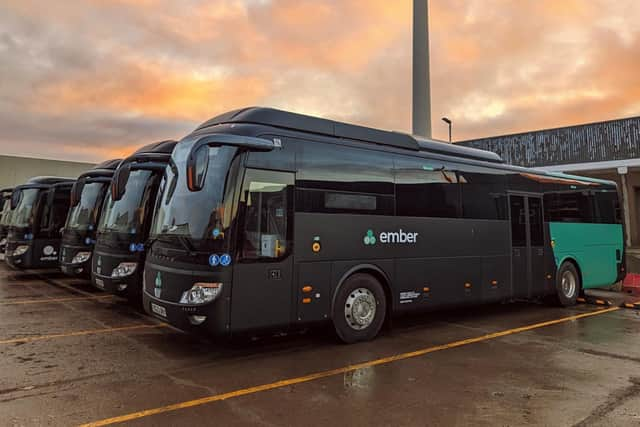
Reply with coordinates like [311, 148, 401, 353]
[0, 264, 639, 426]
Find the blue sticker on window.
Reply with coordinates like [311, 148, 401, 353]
[220, 254, 232, 266]
[129, 243, 137, 252]
[85, 237, 93, 245]
[209, 254, 220, 267]
[212, 228, 220, 238]
[135, 243, 145, 252]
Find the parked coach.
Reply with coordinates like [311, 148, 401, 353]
[6, 177, 75, 269]
[59, 159, 120, 277]
[142, 107, 623, 343]
[0, 188, 13, 260]
[91, 141, 176, 302]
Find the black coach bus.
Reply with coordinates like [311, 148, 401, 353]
[59, 159, 120, 277]
[91, 141, 176, 301]
[142, 108, 623, 343]
[0, 188, 13, 260]
[6, 177, 76, 269]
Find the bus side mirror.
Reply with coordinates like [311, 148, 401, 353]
[70, 179, 85, 207]
[10, 190, 21, 210]
[112, 163, 131, 201]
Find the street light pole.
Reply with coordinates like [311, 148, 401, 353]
[412, 0, 432, 138]
[442, 117, 452, 142]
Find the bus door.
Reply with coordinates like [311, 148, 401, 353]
[231, 169, 295, 331]
[509, 195, 544, 298]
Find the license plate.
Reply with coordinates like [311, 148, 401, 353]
[94, 278, 104, 289]
[151, 303, 167, 318]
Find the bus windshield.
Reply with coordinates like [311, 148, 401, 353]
[0, 197, 12, 226]
[151, 141, 238, 245]
[98, 169, 152, 234]
[11, 188, 40, 228]
[65, 182, 105, 231]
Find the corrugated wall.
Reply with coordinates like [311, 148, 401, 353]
[0, 155, 95, 189]
[458, 116, 640, 167]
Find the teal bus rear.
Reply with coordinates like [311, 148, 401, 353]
[543, 173, 624, 293]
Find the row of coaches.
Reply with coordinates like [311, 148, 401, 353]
[0, 107, 625, 343]
[1, 141, 176, 305]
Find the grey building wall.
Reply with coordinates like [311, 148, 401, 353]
[0, 155, 95, 189]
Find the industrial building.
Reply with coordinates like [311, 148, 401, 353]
[458, 116, 640, 273]
[0, 155, 94, 189]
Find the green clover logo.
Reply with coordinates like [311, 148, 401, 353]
[363, 229, 376, 245]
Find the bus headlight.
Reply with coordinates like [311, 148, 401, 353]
[180, 282, 223, 305]
[111, 262, 137, 278]
[71, 251, 91, 264]
[13, 245, 29, 256]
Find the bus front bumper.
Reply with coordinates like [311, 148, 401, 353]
[142, 289, 230, 336]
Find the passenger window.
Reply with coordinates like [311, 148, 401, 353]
[240, 169, 293, 260]
[395, 156, 460, 218]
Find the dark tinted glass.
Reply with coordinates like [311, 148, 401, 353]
[528, 197, 544, 246]
[246, 137, 295, 171]
[297, 141, 394, 195]
[510, 196, 526, 246]
[395, 156, 460, 218]
[296, 189, 394, 215]
[456, 164, 507, 220]
[544, 191, 596, 223]
[594, 190, 620, 224]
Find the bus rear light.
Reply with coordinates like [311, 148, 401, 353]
[302, 285, 313, 293]
[423, 287, 430, 292]
[180, 282, 223, 305]
[491, 280, 498, 286]
[302, 297, 311, 304]
[464, 283, 472, 289]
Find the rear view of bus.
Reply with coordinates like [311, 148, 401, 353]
[59, 159, 120, 277]
[5, 177, 75, 269]
[0, 188, 13, 260]
[91, 141, 176, 301]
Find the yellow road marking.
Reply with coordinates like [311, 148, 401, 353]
[80, 307, 620, 427]
[0, 295, 114, 306]
[0, 324, 168, 345]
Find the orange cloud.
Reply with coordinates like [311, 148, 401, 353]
[1, 0, 639, 161]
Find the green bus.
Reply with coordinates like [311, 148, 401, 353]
[141, 108, 624, 343]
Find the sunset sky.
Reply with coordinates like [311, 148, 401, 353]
[1, 0, 639, 162]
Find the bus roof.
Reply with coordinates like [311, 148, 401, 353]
[94, 159, 122, 171]
[24, 176, 76, 186]
[133, 140, 177, 156]
[195, 107, 504, 164]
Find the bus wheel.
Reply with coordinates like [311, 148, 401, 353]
[556, 261, 580, 306]
[333, 273, 386, 344]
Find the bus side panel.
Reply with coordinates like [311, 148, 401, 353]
[295, 261, 332, 323]
[394, 257, 482, 311]
[295, 213, 510, 313]
[549, 222, 623, 288]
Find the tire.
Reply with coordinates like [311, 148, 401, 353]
[555, 261, 580, 306]
[332, 273, 387, 344]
